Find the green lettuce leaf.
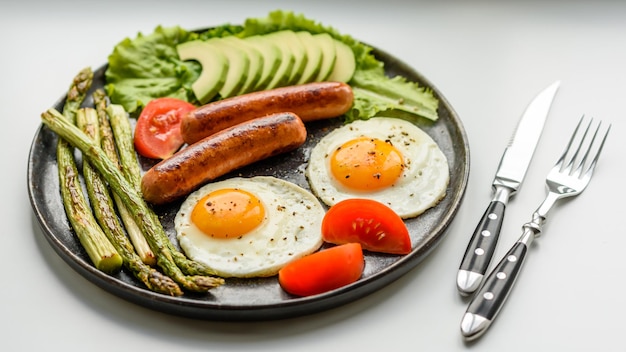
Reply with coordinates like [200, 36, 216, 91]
[104, 26, 200, 113]
[105, 10, 439, 122]
[347, 71, 439, 122]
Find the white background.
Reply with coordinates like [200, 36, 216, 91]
[2, 1, 625, 351]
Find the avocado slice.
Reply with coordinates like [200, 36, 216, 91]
[326, 40, 356, 82]
[244, 35, 282, 91]
[176, 40, 228, 104]
[312, 33, 336, 82]
[264, 31, 296, 89]
[280, 30, 308, 85]
[220, 36, 264, 95]
[295, 31, 323, 85]
[206, 38, 250, 98]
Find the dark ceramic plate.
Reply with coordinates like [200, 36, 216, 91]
[27, 46, 469, 321]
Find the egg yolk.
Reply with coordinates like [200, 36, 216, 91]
[191, 188, 265, 239]
[329, 137, 405, 191]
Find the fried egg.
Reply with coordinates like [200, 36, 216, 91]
[174, 176, 325, 278]
[306, 117, 449, 219]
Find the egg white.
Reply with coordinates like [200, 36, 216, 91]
[305, 117, 450, 219]
[174, 176, 325, 278]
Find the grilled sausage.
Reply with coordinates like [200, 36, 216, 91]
[141, 112, 307, 205]
[181, 81, 353, 144]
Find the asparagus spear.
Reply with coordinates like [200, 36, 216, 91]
[106, 104, 217, 276]
[42, 108, 224, 293]
[106, 104, 142, 190]
[77, 108, 182, 296]
[93, 90, 156, 266]
[56, 68, 122, 273]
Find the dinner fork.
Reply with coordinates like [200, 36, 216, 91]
[460, 116, 611, 340]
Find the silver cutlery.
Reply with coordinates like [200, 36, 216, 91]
[460, 116, 611, 340]
[456, 81, 560, 295]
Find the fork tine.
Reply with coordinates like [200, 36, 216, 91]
[572, 118, 597, 178]
[583, 121, 611, 179]
[556, 116, 586, 173]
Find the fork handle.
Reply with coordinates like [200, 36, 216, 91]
[457, 200, 506, 295]
[460, 231, 532, 340]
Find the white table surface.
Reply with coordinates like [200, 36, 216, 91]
[3, 1, 624, 351]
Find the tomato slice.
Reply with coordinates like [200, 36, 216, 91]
[321, 198, 411, 255]
[278, 243, 364, 297]
[134, 97, 196, 160]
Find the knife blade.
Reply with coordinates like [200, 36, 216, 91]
[456, 80, 560, 296]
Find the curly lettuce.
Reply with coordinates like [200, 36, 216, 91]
[105, 26, 201, 113]
[105, 10, 439, 121]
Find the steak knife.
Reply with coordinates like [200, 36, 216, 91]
[456, 81, 560, 296]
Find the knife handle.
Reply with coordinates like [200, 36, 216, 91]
[456, 200, 506, 295]
[460, 232, 531, 340]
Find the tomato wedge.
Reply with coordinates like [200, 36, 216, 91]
[278, 243, 364, 297]
[134, 97, 196, 160]
[321, 198, 411, 254]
